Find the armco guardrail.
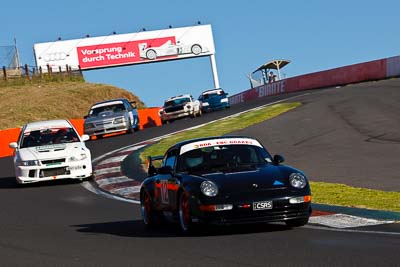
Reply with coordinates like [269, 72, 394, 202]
[0, 108, 161, 158]
[229, 55, 400, 105]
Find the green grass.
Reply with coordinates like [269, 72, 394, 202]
[139, 102, 400, 213]
[311, 182, 400, 212]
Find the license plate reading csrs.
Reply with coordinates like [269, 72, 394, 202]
[253, 201, 273, 210]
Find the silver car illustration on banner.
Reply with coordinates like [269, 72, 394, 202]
[139, 40, 208, 60]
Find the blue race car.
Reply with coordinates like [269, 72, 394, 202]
[198, 88, 230, 112]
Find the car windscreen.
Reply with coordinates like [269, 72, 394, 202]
[201, 90, 225, 100]
[20, 127, 80, 148]
[89, 103, 125, 116]
[164, 98, 190, 107]
[177, 145, 272, 174]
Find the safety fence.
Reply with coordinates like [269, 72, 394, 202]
[229, 55, 400, 104]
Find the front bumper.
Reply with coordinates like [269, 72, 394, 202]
[84, 121, 130, 136]
[202, 102, 230, 112]
[161, 110, 192, 121]
[14, 159, 92, 184]
[192, 197, 311, 225]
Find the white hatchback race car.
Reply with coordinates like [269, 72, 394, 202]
[9, 119, 93, 184]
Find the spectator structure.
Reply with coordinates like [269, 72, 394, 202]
[248, 59, 290, 88]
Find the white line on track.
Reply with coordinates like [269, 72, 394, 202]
[305, 224, 400, 236]
[81, 181, 140, 204]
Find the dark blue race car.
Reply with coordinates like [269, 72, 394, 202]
[140, 136, 312, 233]
[198, 88, 230, 112]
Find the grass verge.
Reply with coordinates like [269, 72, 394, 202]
[311, 182, 400, 212]
[139, 102, 400, 213]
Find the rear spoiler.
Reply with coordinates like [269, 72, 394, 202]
[147, 155, 163, 176]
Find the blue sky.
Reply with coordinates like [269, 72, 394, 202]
[2, 0, 399, 107]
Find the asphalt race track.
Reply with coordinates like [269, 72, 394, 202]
[0, 79, 399, 266]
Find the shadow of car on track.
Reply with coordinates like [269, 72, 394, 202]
[0, 176, 84, 189]
[72, 220, 296, 238]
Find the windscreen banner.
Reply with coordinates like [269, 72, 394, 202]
[33, 25, 215, 71]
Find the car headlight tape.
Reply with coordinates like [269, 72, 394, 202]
[113, 117, 125, 124]
[69, 153, 87, 162]
[289, 173, 307, 188]
[200, 180, 218, 197]
[18, 160, 40, 166]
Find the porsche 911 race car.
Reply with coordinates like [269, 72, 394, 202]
[140, 136, 312, 233]
[9, 119, 92, 184]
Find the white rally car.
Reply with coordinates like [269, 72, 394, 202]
[9, 119, 92, 184]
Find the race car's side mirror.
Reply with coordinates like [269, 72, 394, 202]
[9, 142, 18, 149]
[273, 154, 285, 165]
[81, 135, 90, 142]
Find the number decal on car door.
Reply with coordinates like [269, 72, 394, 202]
[161, 180, 169, 204]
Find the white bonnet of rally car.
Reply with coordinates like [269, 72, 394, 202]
[17, 143, 88, 161]
[180, 138, 263, 155]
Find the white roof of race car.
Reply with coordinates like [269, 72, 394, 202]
[91, 100, 124, 109]
[24, 119, 73, 132]
[180, 137, 263, 155]
[202, 89, 224, 95]
[167, 94, 192, 101]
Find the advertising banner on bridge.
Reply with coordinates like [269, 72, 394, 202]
[33, 25, 215, 71]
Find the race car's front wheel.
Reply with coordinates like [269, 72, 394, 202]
[179, 192, 193, 232]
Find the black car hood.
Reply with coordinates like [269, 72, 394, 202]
[200, 165, 292, 193]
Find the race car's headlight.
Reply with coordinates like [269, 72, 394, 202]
[185, 104, 191, 110]
[85, 123, 95, 129]
[202, 102, 209, 107]
[200, 180, 218, 197]
[18, 160, 40, 166]
[289, 173, 307, 189]
[113, 117, 125, 124]
[69, 153, 87, 162]
[221, 98, 229, 103]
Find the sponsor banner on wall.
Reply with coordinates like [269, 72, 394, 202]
[33, 25, 215, 71]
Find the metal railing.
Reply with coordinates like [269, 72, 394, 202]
[0, 64, 84, 85]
